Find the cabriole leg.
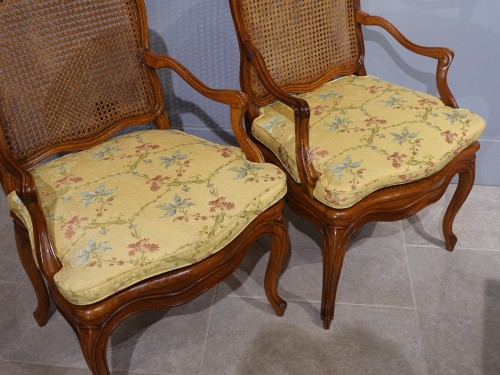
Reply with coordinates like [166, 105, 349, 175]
[13, 217, 50, 326]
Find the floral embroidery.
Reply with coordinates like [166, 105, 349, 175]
[387, 152, 407, 169]
[263, 116, 284, 132]
[80, 183, 115, 207]
[252, 75, 484, 209]
[146, 175, 171, 192]
[8, 130, 287, 305]
[156, 194, 195, 218]
[159, 150, 191, 177]
[329, 156, 362, 179]
[391, 128, 419, 145]
[61, 215, 88, 239]
[67, 239, 112, 268]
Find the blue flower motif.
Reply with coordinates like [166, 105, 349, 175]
[80, 183, 115, 207]
[390, 128, 418, 145]
[68, 239, 112, 267]
[263, 116, 284, 133]
[229, 162, 264, 179]
[383, 96, 406, 107]
[156, 194, 194, 218]
[444, 111, 467, 124]
[329, 156, 362, 179]
[324, 116, 352, 131]
[159, 150, 190, 168]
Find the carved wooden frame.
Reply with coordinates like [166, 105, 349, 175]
[0, 1, 289, 374]
[229, 0, 479, 329]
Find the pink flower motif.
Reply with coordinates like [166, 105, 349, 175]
[310, 147, 329, 160]
[217, 147, 233, 158]
[209, 197, 235, 212]
[135, 142, 160, 154]
[367, 85, 381, 94]
[55, 174, 83, 189]
[61, 216, 88, 239]
[418, 98, 439, 106]
[387, 152, 407, 169]
[127, 238, 160, 257]
[146, 175, 171, 192]
[364, 116, 387, 127]
[311, 105, 329, 116]
[441, 130, 458, 144]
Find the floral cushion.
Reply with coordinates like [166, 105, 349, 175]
[252, 75, 485, 209]
[8, 130, 286, 305]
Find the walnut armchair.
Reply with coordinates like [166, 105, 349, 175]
[0, 1, 289, 374]
[229, 0, 486, 329]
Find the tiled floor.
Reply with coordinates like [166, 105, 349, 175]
[0, 184, 499, 375]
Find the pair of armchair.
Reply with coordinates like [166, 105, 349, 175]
[0, 0, 485, 374]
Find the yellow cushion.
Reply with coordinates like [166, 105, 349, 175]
[252, 75, 485, 208]
[8, 130, 286, 305]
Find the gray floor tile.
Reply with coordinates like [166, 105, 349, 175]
[403, 184, 500, 250]
[0, 196, 27, 284]
[0, 278, 216, 375]
[201, 298, 426, 375]
[218, 213, 414, 308]
[407, 246, 500, 375]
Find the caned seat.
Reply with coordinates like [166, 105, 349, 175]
[0, 1, 289, 374]
[229, 0, 486, 329]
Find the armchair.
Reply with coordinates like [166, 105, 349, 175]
[229, 0, 486, 329]
[0, 1, 288, 374]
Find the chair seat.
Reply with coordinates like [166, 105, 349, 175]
[8, 129, 286, 305]
[252, 75, 485, 209]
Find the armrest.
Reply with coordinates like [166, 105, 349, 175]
[0, 142, 61, 278]
[144, 50, 264, 163]
[356, 10, 458, 108]
[241, 40, 319, 194]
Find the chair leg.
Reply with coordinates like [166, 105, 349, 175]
[442, 163, 475, 251]
[13, 218, 50, 327]
[264, 215, 288, 316]
[76, 324, 112, 375]
[321, 225, 350, 330]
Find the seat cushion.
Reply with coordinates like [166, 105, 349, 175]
[252, 75, 485, 208]
[8, 130, 286, 305]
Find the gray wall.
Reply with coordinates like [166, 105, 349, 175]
[145, 0, 499, 186]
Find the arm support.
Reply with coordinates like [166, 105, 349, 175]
[144, 50, 264, 163]
[356, 10, 458, 108]
[0, 141, 61, 278]
[241, 40, 319, 194]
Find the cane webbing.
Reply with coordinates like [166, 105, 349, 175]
[0, 0, 158, 164]
[239, 0, 360, 99]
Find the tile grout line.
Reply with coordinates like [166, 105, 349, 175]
[402, 220, 430, 375]
[224, 294, 416, 312]
[405, 243, 500, 252]
[197, 285, 218, 375]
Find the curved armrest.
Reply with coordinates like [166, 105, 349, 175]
[0, 142, 61, 278]
[144, 50, 264, 163]
[356, 10, 458, 108]
[242, 40, 319, 194]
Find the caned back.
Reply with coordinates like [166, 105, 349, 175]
[0, 0, 160, 166]
[236, 0, 361, 100]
